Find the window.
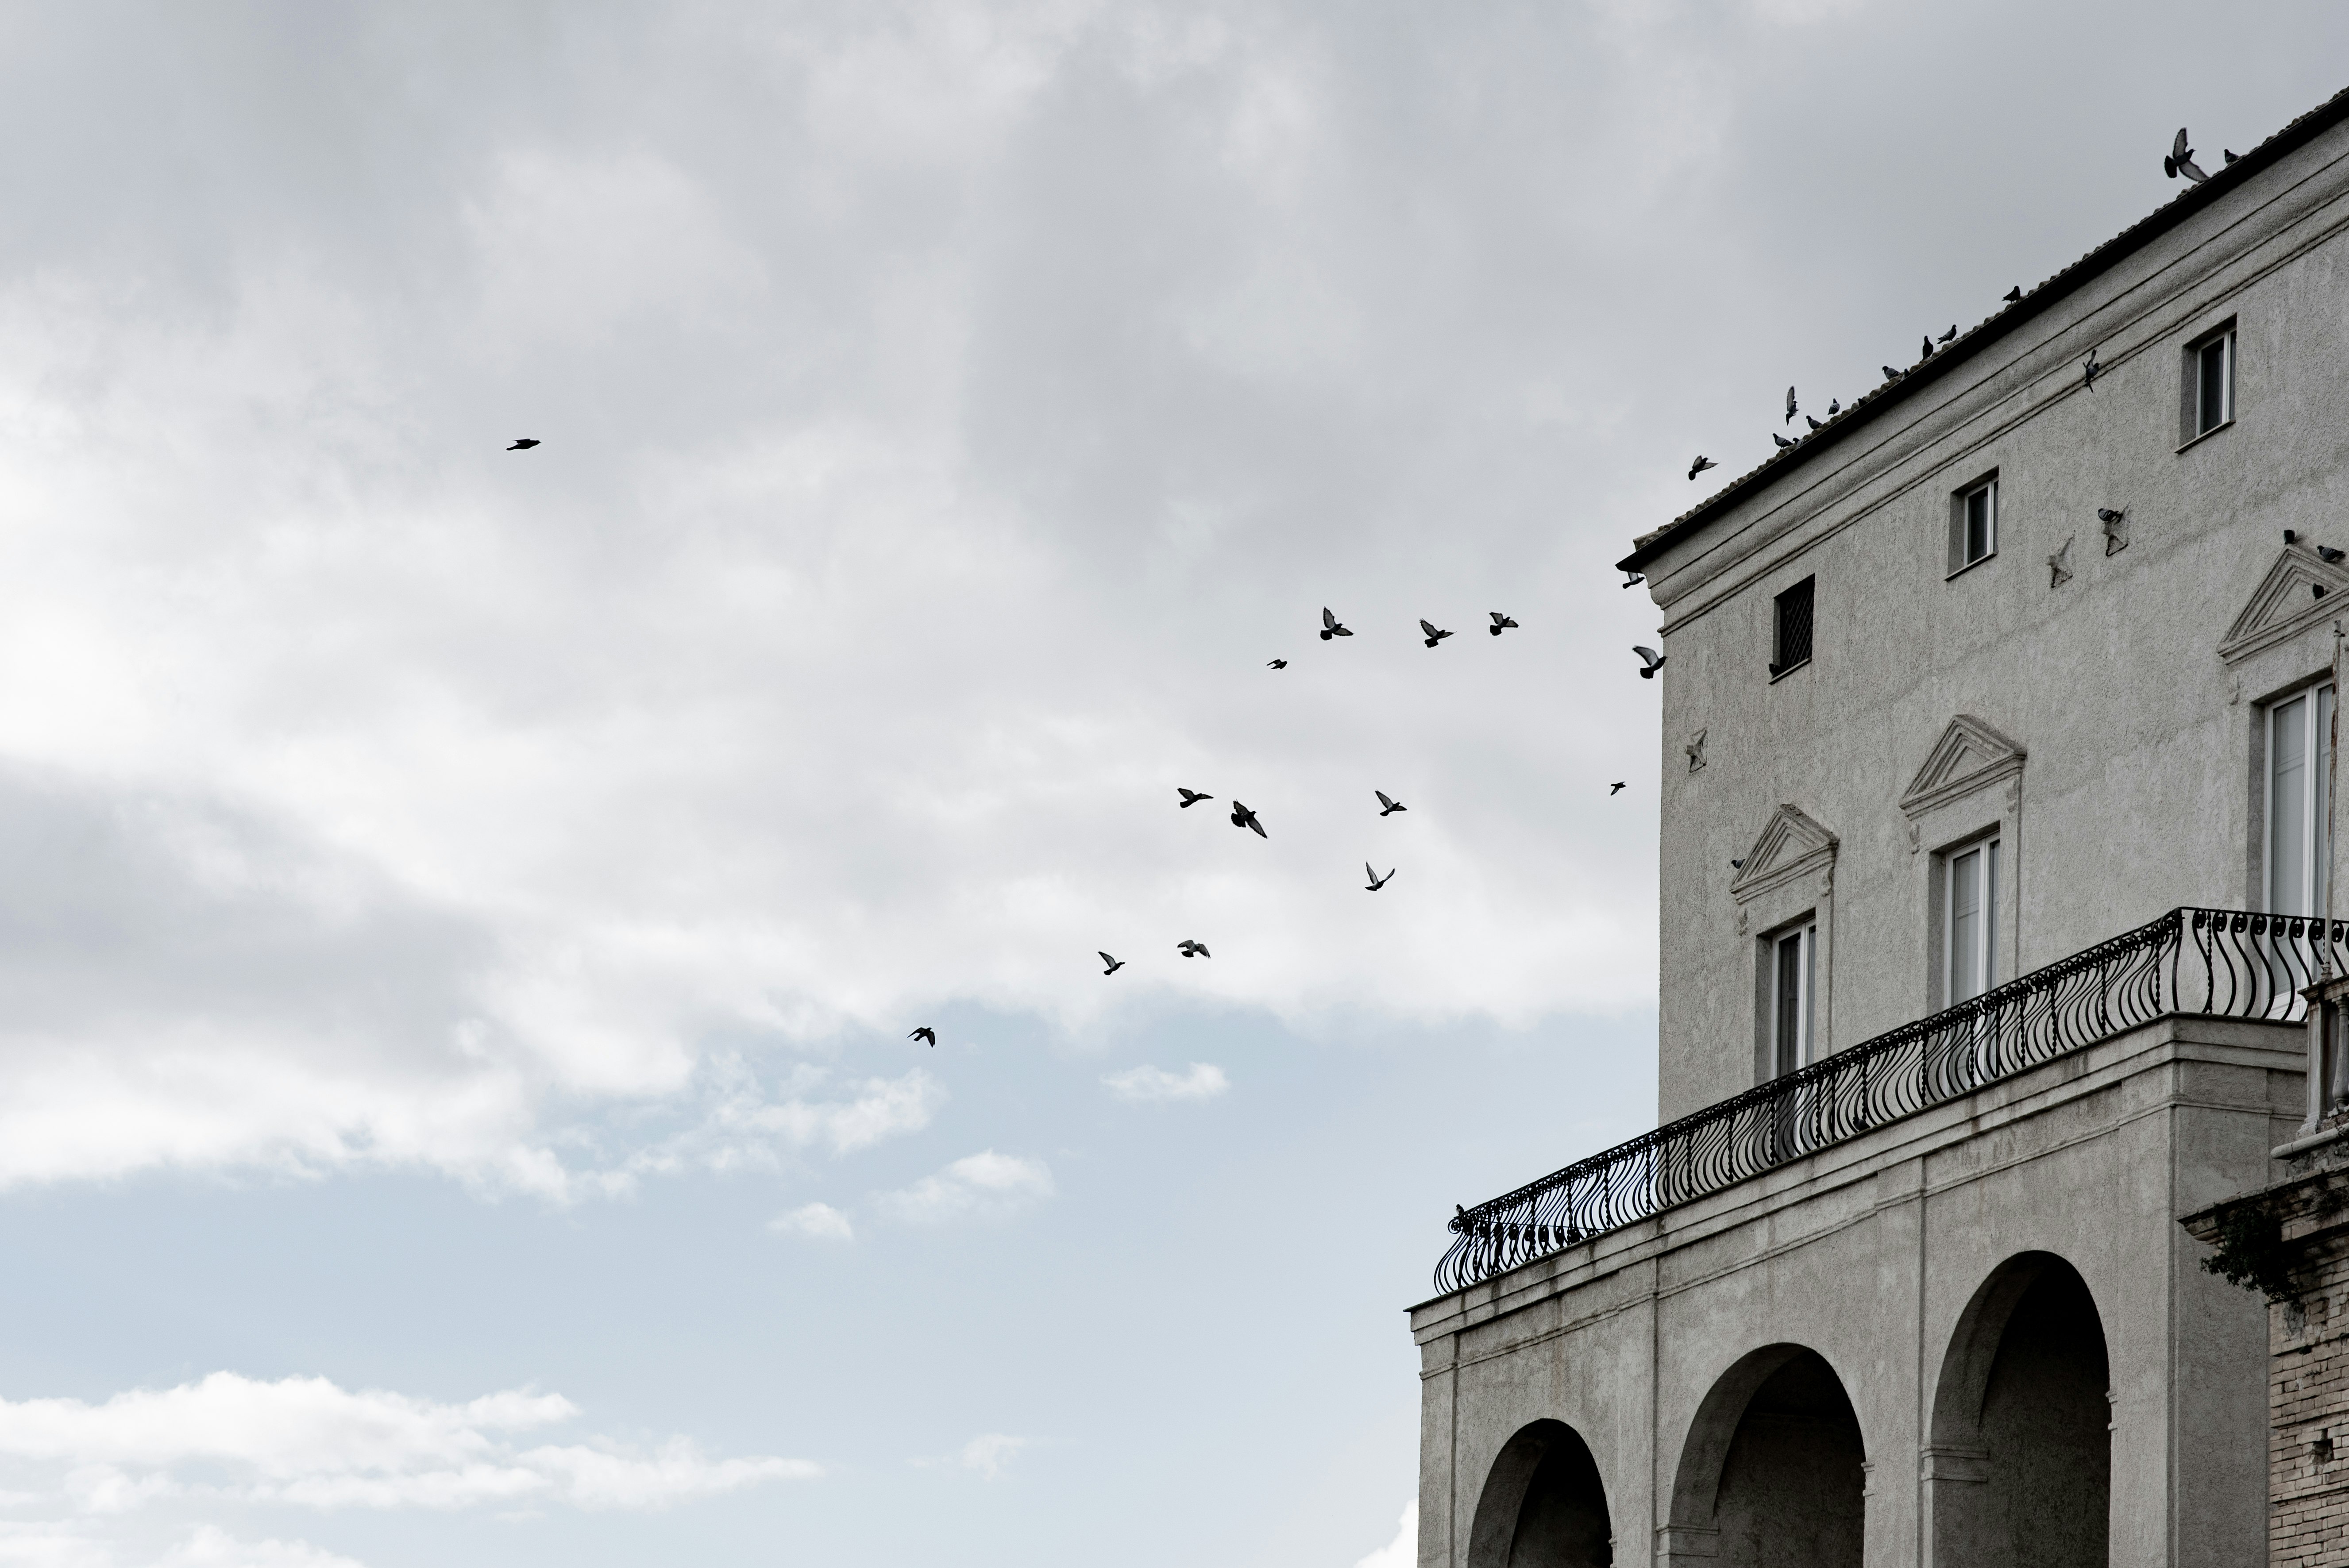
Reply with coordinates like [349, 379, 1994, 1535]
[1946, 838, 1999, 1004]
[1770, 576, 1814, 678]
[1771, 922, 1817, 1077]
[2192, 327, 2235, 438]
[2267, 683, 2334, 917]
[1949, 476, 1997, 574]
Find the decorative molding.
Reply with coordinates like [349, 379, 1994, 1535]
[1730, 804, 1839, 905]
[1686, 728, 1708, 774]
[2219, 543, 2349, 665]
[1900, 715, 2026, 821]
[1919, 1445, 1991, 1485]
[2047, 536, 2074, 589]
[1907, 822, 1921, 854]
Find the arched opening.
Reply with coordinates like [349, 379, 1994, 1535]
[1465, 1419, 1613, 1568]
[1929, 1253, 2110, 1568]
[1665, 1345, 1864, 1568]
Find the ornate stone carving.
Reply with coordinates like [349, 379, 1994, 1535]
[1729, 804, 1839, 906]
[1686, 728, 1708, 774]
[1900, 715, 2026, 820]
[2219, 543, 2349, 664]
[2048, 536, 2074, 588]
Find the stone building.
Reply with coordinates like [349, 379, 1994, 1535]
[1409, 87, 2349, 1567]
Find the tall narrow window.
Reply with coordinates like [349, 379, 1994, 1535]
[1947, 839, 2000, 1004]
[1770, 577, 1814, 678]
[1772, 923, 1816, 1076]
[2195, 329, 2235, 437]
[1949, 477, 1998, 573]
[2268, 684, 2335, 917]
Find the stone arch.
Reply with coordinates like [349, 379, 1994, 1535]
[1663, 1344, 1865, 1568]
[1926, 1252, 2110, 1568]
[1466, 1419, 1613, 1568]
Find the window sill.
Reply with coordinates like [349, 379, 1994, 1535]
[1945, 550, 1997, 582]
[1767, 656, 1812, 684]
[2177, 417, 2234, 454]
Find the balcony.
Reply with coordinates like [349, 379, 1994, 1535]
[1435, 907, 2335, 1294]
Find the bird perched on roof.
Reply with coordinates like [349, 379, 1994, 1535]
[1267, 659, 1287, 669]
[1319, 608, 1352, 640]
[1365, 863, 1395, 892]
[1609, 782, 1626, 795]
[1920, 335, 1936, 360]
[1419, 619, 1453, 647]
[1784, 387, 1797, 424]
[2165, 127, 2209, 184]
[506, 438, 540, 451]
[1098, 952, 1124, 975]
[2082, 348, 2101, 391]
[1771, 432, 1795, 450]
[1176, 939, 1210, 958]
[2322, 547, 2347, 565]
[1805, 416, 1823, 431]
[1938, 326, 1957, 344]
[1177, 787, 1213, 808]
[2004, 286, 2022, 303]
[2225, 149, 2239, 164]
[1688, 455, 1716, 480]
[910, 1027, 937, 1047]
[1826, 398, 1840, 417]
[1229, 801, 1266, 837]
[2286, 530, 2299, 544]
[1622, 570, 1645, 589]
[1882, 365, 1902, 381]
[1634, 646, 1666, 679]
[1489, 612, 1518, 636]
[1375, 790, 1407, 817]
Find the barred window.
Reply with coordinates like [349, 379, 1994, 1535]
[1770, 576, 1814, 678]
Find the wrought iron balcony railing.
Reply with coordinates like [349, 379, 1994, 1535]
[1435, 907, 2342, 1295]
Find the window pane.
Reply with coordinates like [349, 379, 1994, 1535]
[2273, 695, 2309, 915]
[1965, 488, 1991, 562]
[2321, 686, 2335, 917]
[2200, 339, 2229, 433]
[1776, 932, 1802, 1075]
[1984, 840, 1999, 990]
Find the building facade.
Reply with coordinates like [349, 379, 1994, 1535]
[1411, 86, 2349, 1568]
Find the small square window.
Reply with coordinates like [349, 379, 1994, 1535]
[2193, 328, 2235, 437]
[1949, 477, 1997, 574]
[1770, 576, 1813, 678]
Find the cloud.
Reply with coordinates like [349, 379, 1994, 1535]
[1102, 1063, 1228, 1104]
[876, 1152, 1053, 1225]
[1353, 1500, 1416, 1568]
[915, 1433, 1027, 1480]
[769, 1202, 855, 1241]
[0, 1373, 815, 1517]
[158, 1526, 371, 1568]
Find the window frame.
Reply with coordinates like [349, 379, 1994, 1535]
[1946, 474, 1999, 578]
[1770, 920, 1818, 1078]
[2181, 320, 2237, 448]
[1768, 575, 1815, 682]
[1944, 836, 2001, 1006]
[2264, 680, 2334, 919]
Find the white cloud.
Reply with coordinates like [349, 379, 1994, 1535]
[1102, 1063, 1228, 1104]
[158, 1525, 370, 1568]
[1353, 1500, 1416, 1568]
[0, 1373, 814, 1518]
[915, 1433, 1027, 1480]
[876, 1152, 1053, 1225]
[770, 1202, 855, 1241]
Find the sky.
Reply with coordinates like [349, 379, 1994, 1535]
[0, 3, 2340, 1565]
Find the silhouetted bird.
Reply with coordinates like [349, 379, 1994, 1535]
[1489, 612, 1518, 636]
[2322, 547, 2346, 565]
[2165, 127, 2209, 183]
[1772, 432, 1795, 450]
[1688, 455, 1716, 480]
[1229, 801, 1266, 837]
[1622, 570, 1645, 589]
[1634, 646, 1666, 679]
[1882, 365, 1902, 381]
[1177, 788, 1213, 808]
[1921, 335, 1935, 360]
[2287, 530, 2300, 544]
[2082, 348, 2101, 391]
[1730, 859, 1745, 870]
[1375, 791, 1407, 817]
[1320, 607, 1353, 640]
[1826, 398, 1840, 417]
[506, 439, 540, 451]
[2004, 286, 2022, 303]
[1939, 325, 1957, 343]
[1609, 782, 1626, 795]
[2225, 150, 2239, 165]
[1099, 952, 1125, 976]
[1365, 863, 1395, 892]
[1419, 619, 1454, 647]
[1267, 659, 1287, 669]
[1805, 416, 1823, 431]
[1785, 387, 1797, 424]
[910, 1027, 937, 1047]
[1176, 939, 1210, 958]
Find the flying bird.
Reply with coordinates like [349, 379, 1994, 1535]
[1784, 386, 1797, 424]
[1688, 455, 1716, 480]
[1176, 939, 1211, 958]
[1177, 787, 1213, 808]
[1609, 782, 1626, 795]
[1805, 416, 1823, 431]
[910, 1027, 937, 1047]
[1489, 612, 1519, 635]
[2082, 348, 2101, 391]
[1634, 646, 1666, 679]
[1229, 801, 1266, 837]
[1320, 607, 1353, 640]
[1622, 570, 1646, 589]
[1938, 325, 1957, 344]
[1267, 659, 1287, 669]
[1365, 863, 1395, 892]
[1375, 790, 1407, 817]
[1419, 619, 1454, 647]
[1098, 952, 1125, 976]
[1772, 432, 1795, 450]
[2165, 127, 2208, 184]
[2004, 286, 2022, 303]
[506, 438, 540, 451]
